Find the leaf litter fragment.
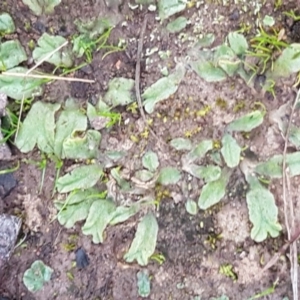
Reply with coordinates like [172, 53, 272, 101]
[124, 213, 158, 266]
[246, 175, 282, 242]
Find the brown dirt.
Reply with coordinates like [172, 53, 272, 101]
[0, 0, 300, 299]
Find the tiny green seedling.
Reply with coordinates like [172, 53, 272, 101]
[247, 278, 278, 299]
[238, 22, 252, 34]
[72, 26, 126, 63]
[265, 79, 276, 97]
[247, 25, 288, 74]
[48, 154, 63, 196]
[23, 260, 53, 292]
[127, 102, 138, 114]
[23, 154, 47, 193]
[99, 110, 122, 128]
[219, 263, 237, 282]
[150, 252, 166, 265]
[66, 271, 74, 281]
[283, 10, 300, 21]
[0, 161, 20, 175]
[1, 108, 18, 143]
[205, 233, 222, 249]
[274, 0, 282, 9]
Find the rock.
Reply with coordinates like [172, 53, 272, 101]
[0, 92, 7, 115]
[0, 131, 11, 160]
[291, 21, 300, 43]
[0, 214, 22, 272]
[0, 93, 11, 160]
[0, 173, 17, 199]
[229, 8, 240, 21]
[75, 247, 89, 269]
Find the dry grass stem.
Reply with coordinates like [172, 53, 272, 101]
[26, 41, 69, 75]
[1, 72, 95, 83]
[282, 89, 299, 300]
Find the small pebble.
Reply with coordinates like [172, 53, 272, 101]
[75, 247, 89, 269]
[254, 74, 266, 91]
[229, 8, 240, 21]
[33, 21, 46, 33]
[0, 173, 17, 198]
[81, 65, 93, 75]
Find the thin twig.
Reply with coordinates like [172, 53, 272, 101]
[262, 228, 300, 272]
[135, 15, 169, 151]
[261, 89, 300, 300]
[15, 41, 70, 138]
[286, 171, 298, 300]
[282, 89, 300, 300]
[1, 72, 95, 83]
[135, 15, 151, 129]
[26, 41, 68, 75]
[15, 94, 24, 139]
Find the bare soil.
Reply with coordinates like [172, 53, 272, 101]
[0, 0, 299, 299]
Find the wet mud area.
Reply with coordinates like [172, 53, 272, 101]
[1, 0, 300, 299]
